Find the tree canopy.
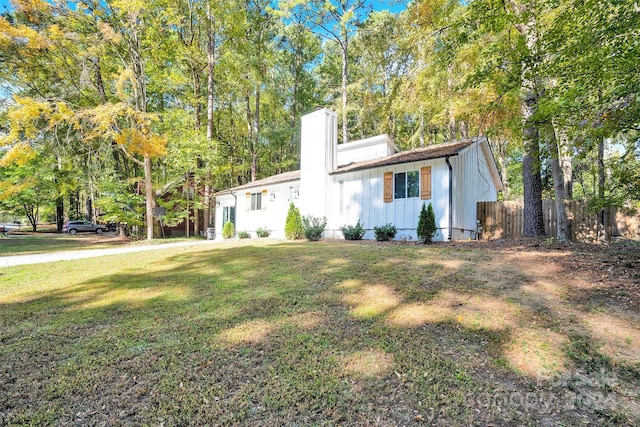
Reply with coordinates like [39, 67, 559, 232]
[0, 0, 637, 238]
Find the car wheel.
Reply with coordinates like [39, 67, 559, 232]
[69, 229, 77, 235]
[96, 228, 103, 234]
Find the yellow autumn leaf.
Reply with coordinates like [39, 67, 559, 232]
[0, 179, 31, 202]
[0, 16, 49, 50]
[0, 142, 36, 167]
[97, 21, 123, 44]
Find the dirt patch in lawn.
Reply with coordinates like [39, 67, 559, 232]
[1, 238, 639, 426]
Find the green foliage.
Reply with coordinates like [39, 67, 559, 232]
[374, 223, 397, 241]
[340, 220, 366, 240]
[96, 174, 144, 228]
[222, 221, 235, 239]
[284, 203, 303, 240]
[417, 202, 437, 244]
[238, 231, 250, 239]
[256, 226, 270, 238]
[301, 215, 327, 241]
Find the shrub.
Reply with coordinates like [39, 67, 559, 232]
[256, 226, 270, 238]
[417, 202, 437, 244]
[340, 220, 366, 240]
[238, 231, 250, 239]
[284, 203, 303, 240]
[222, 221, 235, 239]
[302, 215, 327, 241]
[374, 223, 397, 241]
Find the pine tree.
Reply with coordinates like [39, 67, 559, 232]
[284, 202, 303, 240]
[417, 202, 437, 244]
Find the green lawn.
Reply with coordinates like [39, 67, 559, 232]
[1, 239, 638, 425]
[0, 232, 203, 256]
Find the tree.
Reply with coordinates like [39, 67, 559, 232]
[284, 202, 303, 239]
[417, 202, 436, 244]
[282, 0, 372, 143]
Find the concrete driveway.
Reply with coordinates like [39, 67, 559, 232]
[0, 239, 218, 268]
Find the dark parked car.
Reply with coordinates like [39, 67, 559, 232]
[63, 220, 106, 235]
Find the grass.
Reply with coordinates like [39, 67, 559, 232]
[1, 239, 638, 425]
[0, 232, 203, 256]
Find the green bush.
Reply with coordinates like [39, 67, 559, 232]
[238, 231, 250, 239]
[374, 223, 397, 241]
[284, 203, 303, 240]
[302, 215, 327, 241]
[417, 202, 437, 244]
[340, 220, 366, 240]
[256, 226, 270, 238]
[222, 221, 235, 239]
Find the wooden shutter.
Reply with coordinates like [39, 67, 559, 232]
[383, 172, 393, 203]
[420, 166, 432, 200]
[245, 192, 251, 211]
[262, 189, 267, 210]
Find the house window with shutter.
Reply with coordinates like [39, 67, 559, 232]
[394, 170, 419, 199]
[250, 192, 262, 210]
[384, 172, 393, 203]
[420, 166, 432, 200]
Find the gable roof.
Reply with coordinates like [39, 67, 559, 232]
[214, 169, 300, 196]
[330, 139, 475, 174]
[213, 137, 501, 195]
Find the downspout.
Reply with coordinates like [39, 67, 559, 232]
[231, 190, 238, 238]
[446, 156, 453, 241]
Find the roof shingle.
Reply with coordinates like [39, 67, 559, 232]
[213, 169, 300, 196]
[330, 139, 476, 174]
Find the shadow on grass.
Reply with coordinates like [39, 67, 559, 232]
[0, 241, 638, 426]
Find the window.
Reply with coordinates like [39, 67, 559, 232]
[250, 192, 262, 210]
[394, 170, 419, 199]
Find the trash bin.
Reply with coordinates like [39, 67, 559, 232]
[206, 227, 215, 240]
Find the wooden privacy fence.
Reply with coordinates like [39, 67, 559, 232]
[477, 200, 640, 242]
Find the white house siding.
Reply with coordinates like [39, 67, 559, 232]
[336, 135, 397, 166]
[299, 109, 337, 220]
[451, 142, 499, 240]
[215, 180, 300, 240]
[327, 159, 451, 241]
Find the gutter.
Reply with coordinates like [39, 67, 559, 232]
[445, 155, 453, 241]
[231, 190, 238, 238]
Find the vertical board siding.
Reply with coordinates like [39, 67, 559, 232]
[478, 200, 640, 242]
[452, 145, 499, 235]
[334, 160, 449, 241]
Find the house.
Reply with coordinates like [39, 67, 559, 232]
[157, 173, 206, 238]
[213, 108, 503, 241]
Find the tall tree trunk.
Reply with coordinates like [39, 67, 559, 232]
[193, 179, 199, 237]
[449, 110, 456, 141]
[185, 173, 190, 238]
[204, 6, 216, 231]
[419, 110, 425, 147]
[252, 87, 260, 182]
[85, 197, 92, 222]
[144, 157, 154, 241]
[548, 127, 569, 241]
[291, 52, 300, 155]
[597, 135, 607, 241]
[460, 121, 469, 139]
[493, 137, 509, 200]
[204, 169, 211, 230]
[340, 29, 349, 144]
[556, 126, 573, 199]
[521, 91, 545, 237]
[126, 16, 154, 240]
[56, 196, 64, 233]
[509, 1, 545, 237]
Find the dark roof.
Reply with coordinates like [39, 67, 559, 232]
[330, 139, 476, 174]
[214, 169, 300, 196]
